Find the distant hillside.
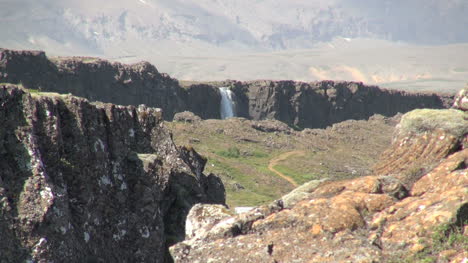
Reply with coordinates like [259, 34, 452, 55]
[1, 0, 467, 54]
[1, 0, 468, 92]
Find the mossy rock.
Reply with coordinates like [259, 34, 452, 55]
[398, 109, 468, 138]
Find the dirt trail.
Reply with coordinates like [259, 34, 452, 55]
[268, 151, 306, 187]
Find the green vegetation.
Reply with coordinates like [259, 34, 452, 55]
[390, 221, 467, 263]
[218, 147, 240, 158]
[274, 165, 320, 185]
[0, 82, 24, 88]
[26, 88, 40, 93]
[399, 109, 468, 138]
[167, 117, 394, 207]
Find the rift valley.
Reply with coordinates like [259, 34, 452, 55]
[0, 49, 466, 262]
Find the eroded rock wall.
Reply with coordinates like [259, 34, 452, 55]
[0, 84, 225, 262]
[1, 49, 451, 129]
[0, 49, 207, 120]
[230, 80, 450, 128]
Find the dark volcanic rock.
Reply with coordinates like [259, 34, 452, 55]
[183, 84, 221, 119]
[230, 80, 451, 128]
[0, 49, 200, 120]
[0, 84, 225, 262]
[1, 49, 452, 129]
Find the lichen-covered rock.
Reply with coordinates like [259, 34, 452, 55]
[0, 85, 225, 262]
[170, 106, 467, 263]
[370, 148, 467, 258]
[173, 111, 202, 123]
[170, 175, 402, 263]
[184, 204, 232, 241]
[373, 108, 468, 188]
[452, 85, 468, 111]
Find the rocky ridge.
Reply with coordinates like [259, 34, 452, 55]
[0, 84, 225, 262]
[170, 99, 467, 262]
[1, 48, 452, 129]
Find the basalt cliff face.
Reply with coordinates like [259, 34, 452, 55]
[0, 49, 221, 121]
[0, 49, 451, 129]
[0, 84, 225, 262]
[228, 79, 451, 128]
[170, 104, 467, 262]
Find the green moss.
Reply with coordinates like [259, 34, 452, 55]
[399, 109, 468, 138]
[0, 82, 24, 88]
[217, 147, 240, 158]
[26, 88, 40, 93]
[390, 221, 468, 263]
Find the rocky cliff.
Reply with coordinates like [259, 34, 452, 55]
[0, 84, 225, 262]
[1, 48, 452, 129]
[170, 102, 467, 262]
[229, 79, 451, 128]
[0, 49, 220, 121]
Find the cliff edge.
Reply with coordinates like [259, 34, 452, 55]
[1, 48, 452, 129]
[0, 84, 225, 262]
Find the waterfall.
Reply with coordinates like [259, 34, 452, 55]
[219, 87, 236, 119]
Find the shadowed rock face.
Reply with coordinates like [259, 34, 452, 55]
[170, 106, 467, 263]
[0, 49, 220, 121]
[230, 79, 451, 128]
[0, 84, 225, 262]
[1, 49, 452, 129]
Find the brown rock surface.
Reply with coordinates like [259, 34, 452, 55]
[170, 108, 467, 263]
[0, 84, 225, 262]
[373, 108, 468, 187]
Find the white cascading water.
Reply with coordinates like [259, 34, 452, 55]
[219, 87, 236, 119]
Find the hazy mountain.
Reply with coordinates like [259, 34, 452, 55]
[1, 0, 467, 92]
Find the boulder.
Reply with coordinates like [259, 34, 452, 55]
[452, 85, 468, 111]
[173, 111, 202, 123]
[250, 119, 293, 134]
